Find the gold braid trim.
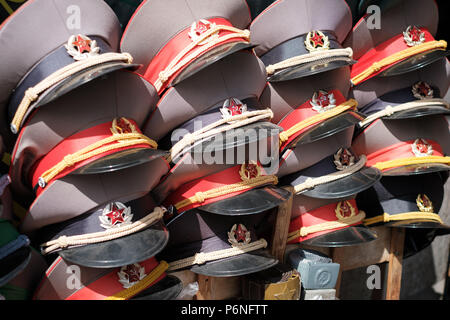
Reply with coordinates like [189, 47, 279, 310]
[287, 211, 366, 243]
[364, 212, 443, 226]
[279, 99, 358, 145]
[372, 156, 450, 171]
[351, 40, 447, 86]
[174, 175, 278, 211]
[105, 261, 169, 300]
[38, 132, 158, 188]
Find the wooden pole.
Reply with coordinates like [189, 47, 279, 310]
[196, 275, 243, 300]
[443, 245, 450, 300]
[270, 186, 294, 263]
[195, 274, 212, 300]
[385, 227, 405, 300]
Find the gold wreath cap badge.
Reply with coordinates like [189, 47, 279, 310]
[416, 194, 434, 213]
[335, 200, 357, 220]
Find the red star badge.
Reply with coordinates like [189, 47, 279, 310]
[317, 91, 331, 107]
[412, 82, 433, 100]
[310, 31, 324, 47]
[412, 138, 433, 157]
[340, 149, 352, 166]
[416, 139, 429, 154]
[420, 195, 431, 208]
[417, 82, 431, 97]
[335, 201, 356, 220]
[105, 203, 125, 226]
[408, 26, 423, 42]
[227, 99, 243, 116]
[416, 194, 434, 213]
[72, 35, 92, 54]
[116, 118, 133, 133]
[122, 264, 141, 283]
[194, 20, 210, 36]
[340, 202, 352, 218]
[245, 164, 259, 179]
[235, 224, 247, 242]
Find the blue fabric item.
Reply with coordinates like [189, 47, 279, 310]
[0, 235, 30, 260]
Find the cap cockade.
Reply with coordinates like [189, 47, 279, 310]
[38, 194, 169, 268]
[99, 202, 134, 229]
[120, 0, 253, 94]
[358, 173, 450, 232]
[277, 89, 361, 151]
[347, 0, 449, 86]
[304, 30, 331, 52]
[159, 209, 279, 277]
[0, 0, 138, 141]
[164, 162, 290, 218]
[33, 256, 182, 300]
[353, 116, 450, 176]
[287, 197, 377, 247]
[250, 0, 355, 82]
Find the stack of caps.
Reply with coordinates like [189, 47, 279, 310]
[0, 0, 448, 300]
[251, 0, 381, 248]
[346, 0, 450, 257]
[1, 0, 180, 300]
[117, 0, 293, 279]
[1, 0, 294, 299]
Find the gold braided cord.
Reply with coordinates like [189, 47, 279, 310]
[174, 175, 278, 211]
[105, 261, 169, 300]
[169, 109, 273, 162]
[359, 99, 450, 128]
[38, 133, 158, 187]
[287, 211, 366, 243]
[279, 99, 358, 144]
[363, 212, 443, 226]
[351, 40, 447, 86]
[154, 25, 250, 92]
[40, 207, 166, 255]
[167, 239, 268, 272]
[266, 47, 353, 75]
[10, 52, 134, 133]
[372, 156, 450, 171]
[293, 155, 367, 194]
